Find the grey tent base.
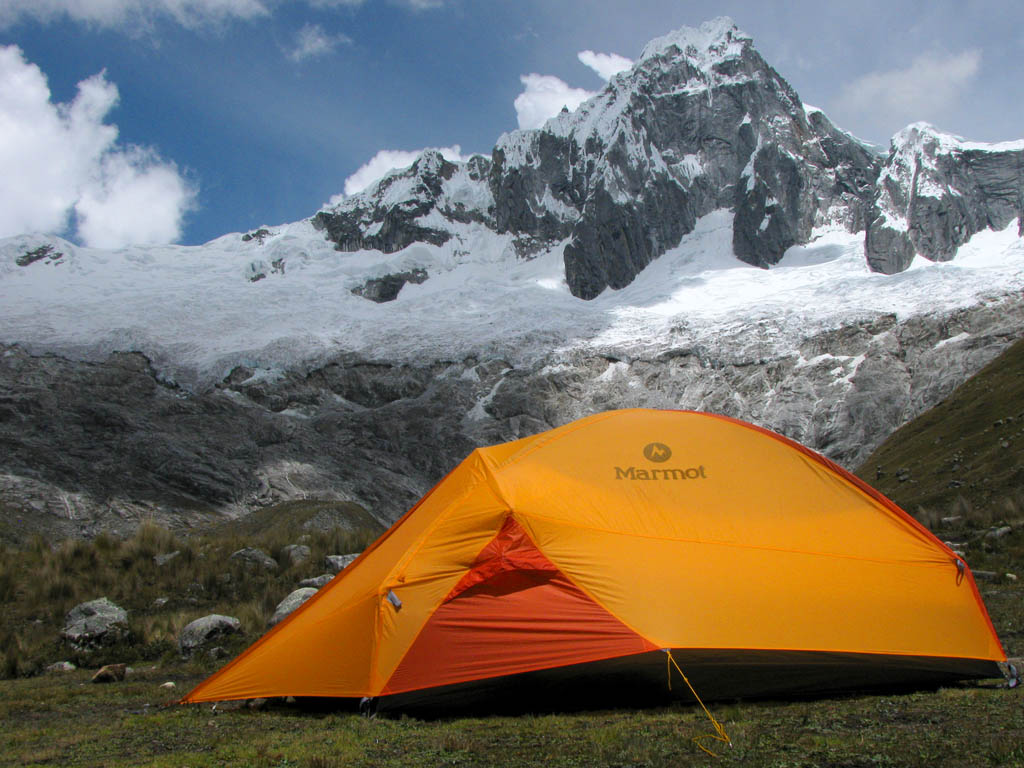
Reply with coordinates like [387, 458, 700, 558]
[373, 648, 1004, 718]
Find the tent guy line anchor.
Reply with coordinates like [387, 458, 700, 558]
[664, 649, 732, 757]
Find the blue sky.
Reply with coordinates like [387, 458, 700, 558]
[0, 0, 1021, 247]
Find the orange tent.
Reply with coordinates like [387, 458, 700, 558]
[183, 409, 1005, 706]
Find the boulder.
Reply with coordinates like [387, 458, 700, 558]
[299, 573, 334, 589]
[268, 587, 318, 627]
[46, 661, 76, 673]
[178, 614, 241, 655]
[61, 598, 129, 651]
[325, 553, 359, 573]
[280, 544, 311, 567]
[154, 551, 180, 567]
[91, 663, 127, 683]
[229, 547, 278, 572]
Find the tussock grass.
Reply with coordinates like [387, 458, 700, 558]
[0, 502, 383, 679]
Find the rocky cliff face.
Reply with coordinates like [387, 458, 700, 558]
[313, 19, 881, 300]
[866, 124, 1024, 274]
[3, 293, 1022, 540]
[313, 22, 1024, 300]
[2, 18, 1023, 542]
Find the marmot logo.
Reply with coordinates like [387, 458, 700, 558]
[643, 443, 672, 462]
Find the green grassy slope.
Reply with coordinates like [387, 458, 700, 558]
[857, 335, 1024, 522]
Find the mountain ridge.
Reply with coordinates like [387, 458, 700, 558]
[1, 18, 1023, 537]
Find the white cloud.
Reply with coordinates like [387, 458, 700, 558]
[0, 45, 196, 246]
[837, 51, 982, 137]
[514, 74, 594, 130]
[75, 147, 195, 248]
[287, 23, 351, 62]
[0, 0, 269, 30]
[0, 0, 446, 30]
[577, 50, 633, 81]
[337, 145, 468, 198]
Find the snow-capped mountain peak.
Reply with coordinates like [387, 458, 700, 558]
[2, 19, 1024, 531]
[637, 16, 751, 69]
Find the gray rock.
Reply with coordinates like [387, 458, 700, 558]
[61, 598, 129, 651]
[352, 269, 429, 303]
[986, 526, 1013, 540]
[280, 544, 311, 568]
[268, 587, 319, 627]
[312, 22, 881, 302]
[154, 551, 180, 567]
[229, 547, 278, 571]
[325, 554, 360, 573]
[46, 661, 76, 673]
[299, 573, 334, 588]
[313, 151, 461, 254]
[866, 123, 1024, 274]
[178, 614, 241, 655]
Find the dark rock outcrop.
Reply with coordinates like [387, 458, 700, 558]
[313, 151, 469, 254]
[866, 124, 1024, 274]
[313, 19, 882, 300]
[352, 268, 428, 302]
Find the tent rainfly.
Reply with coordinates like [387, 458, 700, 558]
[183, 409, 1006, 707]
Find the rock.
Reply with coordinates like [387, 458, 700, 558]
[940, 516, 962, 526]
[207, 646, 229, 661]
[268, 587, 318, 627]
[16, 243, 63, 267]
[91, 663, 127, 683]
[325, 554, 360, 573]
[985, 526, 1013, 540]
[313, 151, 459, 255]
[280, 544, 311, 568]
[241, 228, 273, 244]
[1006, 573, 1018, 582]
[61, 598, 129, 651]
[153, 597, 170, 608]
[229, 547, 278, 572]
[299, 574, 334, 589]
[247, 697, 270, 710]
[866, 123, 1024, 275]
[46, 661, 76, 673]
[160, 681, 176, 689]
[352, 269, 429, 303]
[973, 570, 998, 581]
[154, 551, 180, 567]
[178, 615, 242, 655]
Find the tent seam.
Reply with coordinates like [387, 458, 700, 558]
[517, 510, 958, 569]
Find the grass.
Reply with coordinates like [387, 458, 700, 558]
[0, 503, 383, 678]
[0, 504, 1021, 767]
[0, 666, 1021, 767]
[3, 356, 1024, 768]
[856, 336, 1024, 520]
